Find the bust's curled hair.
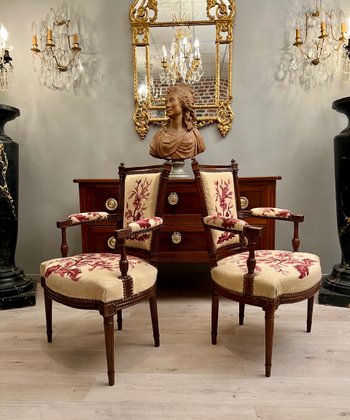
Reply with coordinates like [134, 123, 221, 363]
[166, 83, 197, 131]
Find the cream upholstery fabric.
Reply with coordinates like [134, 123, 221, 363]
[128, 216, 163, 234]
[200, 171, 240, 249]
[250, 207, 292, 219]
[40, 253, 157, 303]
[124, 173, 161, 251]
[203, 215, 248, 231]
[68, 212, 109, 224]
[211, 250, 321, 299]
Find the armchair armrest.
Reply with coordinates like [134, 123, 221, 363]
[57, 211, 118, 228]
[127, 216, 163, 235]
[240, 207, 304, 252]
[203, 215, 248, 231]
[243, 207, 304, 222]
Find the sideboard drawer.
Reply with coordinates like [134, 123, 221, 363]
[164, 180, 201, 214]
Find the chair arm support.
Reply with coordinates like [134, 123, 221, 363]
[56, 212, 119, 257]
[239, 207, 304, 252]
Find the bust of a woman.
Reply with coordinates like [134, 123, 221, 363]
[149, 83, 206, 160]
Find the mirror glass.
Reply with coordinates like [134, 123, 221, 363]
[130, 0, 235, 139]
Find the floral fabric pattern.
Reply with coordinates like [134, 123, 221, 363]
[204, 215, 248, 231]
[68, 211, 109, 225]
[200, 171, 240, 249]
[128, 216, 163, 234]
[212, 250, 322, 299]
[231, 250, 317, 279]
[40, 252, 158, 302]
[43, 253, 143, 281]
[124, 173, 160, 251]
[251, 207, 292, 219]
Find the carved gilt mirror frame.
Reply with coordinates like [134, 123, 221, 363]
[129, 0, 236, 139]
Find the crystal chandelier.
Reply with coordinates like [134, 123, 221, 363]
[277, 1, 350, 87]
[0, 23, 14, 91]
[159, 27, 204, 86]
[31, 7, 83, 90]
[342, 34, 350, 82]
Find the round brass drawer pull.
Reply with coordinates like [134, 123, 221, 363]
[105, 198, 118, 211]
[240, 196, 249, 210]
[171, 231, 182, 244]
[168, 192, 179, 206]
[107, 236, 116, 249]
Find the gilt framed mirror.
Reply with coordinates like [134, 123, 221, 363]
[129, 0, 236, 139]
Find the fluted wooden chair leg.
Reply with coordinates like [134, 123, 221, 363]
[307, 295, 314, 333]
[116, 310, 123, 331]
[265, 307, 275, 378]
[211, 290, 219, 345]
[149, 295, 160, 347]
[44, 292, 53, 343]
[103, 315, 115, 386]
[239, 302, 245, 325]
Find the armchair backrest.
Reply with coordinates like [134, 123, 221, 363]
[192, 159, 245, 261]
[117, 162, 171, 259]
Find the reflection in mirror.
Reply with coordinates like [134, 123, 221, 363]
[130, 0, 236, 139]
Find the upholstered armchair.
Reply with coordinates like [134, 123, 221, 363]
[192, 159, 322, 377]
[40, 162, 171, 385]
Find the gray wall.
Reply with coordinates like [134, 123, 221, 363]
[0, 0, 348, 277]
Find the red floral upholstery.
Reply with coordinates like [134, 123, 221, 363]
[124, 173, 161, 250]
[212, 250, 321, 299]
[250, 207, 292, 219]
[40, 253, 157, 302]
[68, 211, 109, 225]
[203, 215, 248, 231]
[200, 171, 241, 249]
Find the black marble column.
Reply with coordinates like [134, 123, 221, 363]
[0, 104, 36, 309]
[319, 96, 350, 307]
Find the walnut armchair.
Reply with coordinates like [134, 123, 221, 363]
[192, 158, 322, 377]
[40, 162, 171, 385]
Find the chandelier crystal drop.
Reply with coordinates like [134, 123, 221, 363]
[159, 27, 204, 86]
[0, 23, 14, 91]
[31, 7, 83, 90]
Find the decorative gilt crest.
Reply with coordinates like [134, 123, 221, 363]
[207, 0, 236, 21]
[129, 0, 158, 24]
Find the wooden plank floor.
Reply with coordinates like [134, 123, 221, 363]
[1, 281, 350, 420]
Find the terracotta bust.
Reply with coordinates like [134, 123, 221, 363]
[149, 83, 206, 161]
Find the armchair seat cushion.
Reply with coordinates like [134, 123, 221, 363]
[211, 250, 321, 299]
[40, 253, 157, 303]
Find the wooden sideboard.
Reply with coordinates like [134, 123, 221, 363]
[73, 176, 281, 264]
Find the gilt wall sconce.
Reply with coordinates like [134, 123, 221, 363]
[276, 0, 350, 87]
[0, 23, 14, 91]
[31, 6, 83, 90]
